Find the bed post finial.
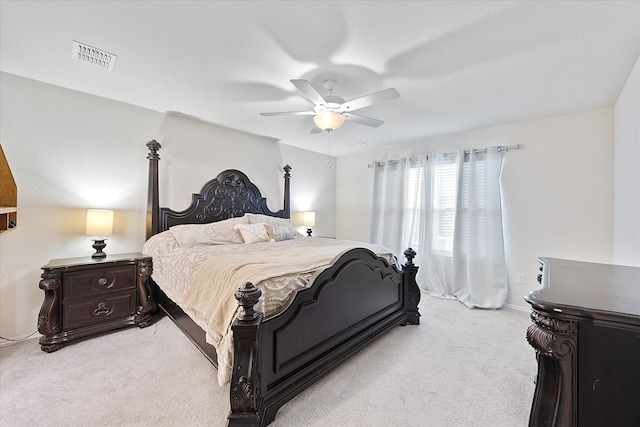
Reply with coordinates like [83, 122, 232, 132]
[146, 139, 161, 159]
[146, 140, 161, 240]
[283, 165, 291, 219]
[403, 247, 416, 266]
[235, 282, 262, 321]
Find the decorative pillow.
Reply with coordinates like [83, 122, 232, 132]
[169, 216, 248, 247]
[265, 224, 296, 242]
[246, 213, 299, 238]
[234, 223, 270, 244]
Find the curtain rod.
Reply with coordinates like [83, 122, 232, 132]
[368, 144, 520, 168]
[444, 144, 520, 158]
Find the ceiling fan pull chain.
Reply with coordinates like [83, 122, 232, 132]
[327, 134, 332, 168]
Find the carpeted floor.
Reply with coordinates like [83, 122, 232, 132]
[0, 294, 536, 427]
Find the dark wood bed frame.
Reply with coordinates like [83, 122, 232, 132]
[144, 140, 421, 426]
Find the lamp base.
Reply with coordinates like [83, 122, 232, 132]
[91, 239, 107, 258]
[306, 228, 313, 237]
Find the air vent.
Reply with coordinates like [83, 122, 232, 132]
[72, 41, 117, 71]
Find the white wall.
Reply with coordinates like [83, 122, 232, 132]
[337, 108, 615, 310]
[279, 144, 337, 238]
[0, 72, 162, 341]
[0, 72, 336, 341]
[613, 55, 640, 267]
[143, 112, 337, 238]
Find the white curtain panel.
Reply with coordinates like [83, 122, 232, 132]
[451, 148, 507, 308]
[371, 148, 508, 309]
[370, 158, 410, 257]
[421, 151, 459, 301]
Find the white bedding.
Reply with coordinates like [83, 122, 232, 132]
[143, 230, 395, 386]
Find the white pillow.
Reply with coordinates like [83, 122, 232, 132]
[207, 216, 248, 244]
[246, 213, 299, 238]
[265, 224, 296, 242]
[169, 216, 248, 247]
[234, 223, 270, 244]
[246, 213, 289, 227]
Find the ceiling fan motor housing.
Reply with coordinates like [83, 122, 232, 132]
[315, 95, 345, 113]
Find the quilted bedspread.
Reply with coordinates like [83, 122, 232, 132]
[143, 232, 394, 385]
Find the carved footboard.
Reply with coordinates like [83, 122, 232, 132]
[229, 248, 420, 426]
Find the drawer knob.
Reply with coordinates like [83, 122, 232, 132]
[93, 302, 112, 316]
[97, 277, 108, 286]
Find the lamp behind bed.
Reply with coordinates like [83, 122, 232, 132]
[303, 211, 315, 236]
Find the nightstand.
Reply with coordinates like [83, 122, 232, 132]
[37, 252, 157, 352]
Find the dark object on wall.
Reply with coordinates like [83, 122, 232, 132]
[0, 144, 18, 234]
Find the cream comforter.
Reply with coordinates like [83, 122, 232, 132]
[143, 232, 395, 385]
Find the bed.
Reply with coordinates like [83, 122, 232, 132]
[142, 140, 421, 426]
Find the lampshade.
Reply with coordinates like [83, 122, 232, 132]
[313, 113, 345, 131]
[303, 211, 316, 227]
[86, 209, 114, 237]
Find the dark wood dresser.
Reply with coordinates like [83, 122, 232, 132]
[525, 257, 640, 427]
[38, 252, 157, 352]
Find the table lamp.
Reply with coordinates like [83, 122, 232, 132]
[303, 211, 316, 237]
[86, 209, 113, 258]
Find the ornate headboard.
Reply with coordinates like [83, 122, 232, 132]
[145, 140, 291, 239]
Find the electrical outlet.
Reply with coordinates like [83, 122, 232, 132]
[517, 273, 526, 284]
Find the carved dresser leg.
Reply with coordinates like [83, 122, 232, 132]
[136, 257, 157, 326]
[526, 310, 578, 427]
[38, 271, 63, 352]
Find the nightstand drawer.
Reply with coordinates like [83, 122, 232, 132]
[63, 291, 136, 329]
[64, 266, 136, 298]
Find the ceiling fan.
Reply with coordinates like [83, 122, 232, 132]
[260, 79, 400, 133]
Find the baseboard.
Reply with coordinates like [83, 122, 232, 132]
[502, 303, 530, 313]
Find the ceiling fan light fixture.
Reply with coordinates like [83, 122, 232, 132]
[313, 112, 345, 132]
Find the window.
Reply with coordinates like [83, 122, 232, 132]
[405, 162, 425, 251]
[432, 160, 457, 255]
[370, 147, 508, 308]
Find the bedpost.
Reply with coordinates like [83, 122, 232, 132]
[283, 164, 291, 219]
[146, 140, 161, 240]
[229, 282, 265, 426]
[402, 247, 421, 325]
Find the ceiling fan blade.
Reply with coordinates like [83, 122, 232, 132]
[310, 126, 322, 134]
[260, 111, 316, 116]
[341, 88, 400, 112]
[343, 112, 384, 127]
[291, 79, 327, 106]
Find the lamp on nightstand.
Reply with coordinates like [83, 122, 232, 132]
[86, 209, 113, 258]
[303, 211, 316, 237]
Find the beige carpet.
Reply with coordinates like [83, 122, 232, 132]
[0, 295, 536, 427]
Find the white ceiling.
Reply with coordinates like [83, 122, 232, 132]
[1, 1, 639, 156]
